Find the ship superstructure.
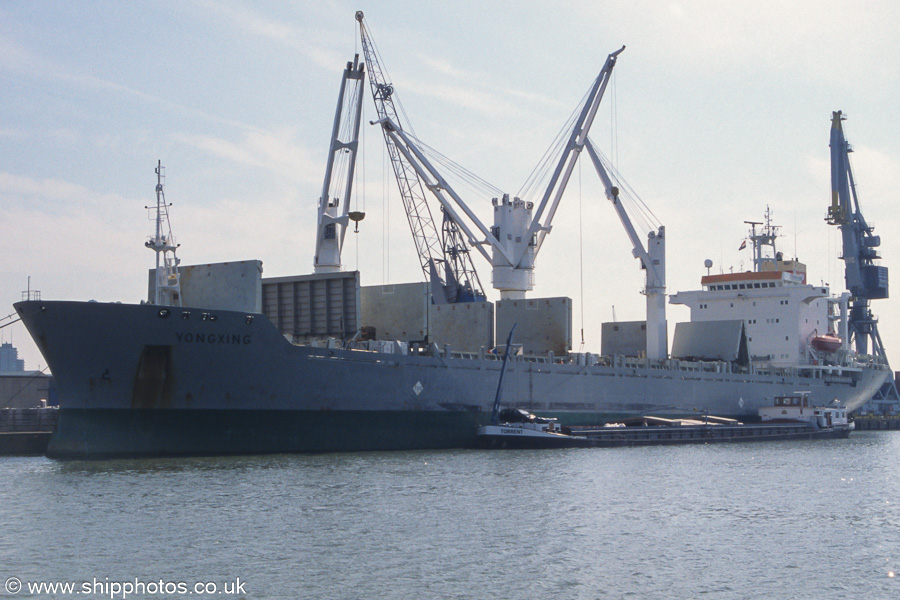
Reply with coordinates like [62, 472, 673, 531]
[671, 210, 843, 369]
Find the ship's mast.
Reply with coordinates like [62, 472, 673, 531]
[145, 160, 181, 306]
[745, 207, 780, 272]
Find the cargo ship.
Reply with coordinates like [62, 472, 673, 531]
[13, 207, 889, 457]
[13, 19, 892, 458]
[14, 277, 887, 458]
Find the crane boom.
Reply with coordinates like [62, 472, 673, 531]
[314, 55, 365, 273]
[529, 46, 625, 255]
[585, 138, 667, 360]
[491, 45, 627, 298]
[355, 11, 485, 303]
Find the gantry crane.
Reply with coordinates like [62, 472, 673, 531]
[827, 110, 898, 411]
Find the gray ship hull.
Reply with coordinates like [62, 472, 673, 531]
[15, 300, 888, 458]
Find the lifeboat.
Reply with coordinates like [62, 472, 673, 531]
[810, 334, 842, 353]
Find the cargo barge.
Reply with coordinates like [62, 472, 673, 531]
[477, 394, 853, 449]
[477, 421, 852, 449]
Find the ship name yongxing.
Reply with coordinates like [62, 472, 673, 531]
[175, 332, 252, 345]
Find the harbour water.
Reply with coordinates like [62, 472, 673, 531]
[3, 433, 900, 599]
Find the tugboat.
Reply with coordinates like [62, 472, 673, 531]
[759, 392, 853, 433]
[477, 325, 592, 449]
[477, 407, 593, 449]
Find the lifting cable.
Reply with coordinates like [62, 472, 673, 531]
[409, 132, 504, 200]
[578, 157, 585, 350]
[517, 86, 590, 204]
[0, 315, 22, 329]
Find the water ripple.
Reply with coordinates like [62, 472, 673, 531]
[1, 434, 900, 599]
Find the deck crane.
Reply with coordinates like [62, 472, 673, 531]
[827, 111, 889, 358]
[515, 44, 667, 360]
[349, 31, 667, 358]
[355, 11, 485, 303]
[584, 141, 667, 361]
[314, 55, 366, 273]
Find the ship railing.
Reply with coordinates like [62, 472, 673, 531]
[449, 350, 489, 360]
[335, 338, 882, 381]
[857, 354, 891, 369]
[0, 407, 58, 432]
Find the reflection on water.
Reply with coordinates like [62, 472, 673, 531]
[2, 434, 900, 599]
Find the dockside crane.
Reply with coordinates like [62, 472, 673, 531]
[827, 111, 889, 358]
[355, 11, 485, 303]
[314, 55, 366, 273]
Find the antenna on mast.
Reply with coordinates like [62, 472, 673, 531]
[145, 160, 182, 306]
[744, 206, 779, 273]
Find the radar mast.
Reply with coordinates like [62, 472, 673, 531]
[745, 206, 780, 273]
[145, 160, 182, 306]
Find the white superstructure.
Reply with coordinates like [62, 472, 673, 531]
[671, 268, 831, 368]
[671, 213, 846, 369]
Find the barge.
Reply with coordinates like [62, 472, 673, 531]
[477, 394, 853, 449]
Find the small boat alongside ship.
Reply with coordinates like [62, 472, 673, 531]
[477, 326, 853, 449]
[477, 393, 854, 449]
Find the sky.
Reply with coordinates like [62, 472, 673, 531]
[2, 0, 900, 372]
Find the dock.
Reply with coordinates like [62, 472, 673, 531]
[0, 407, 58, 456]
[852, 416, 900, 431]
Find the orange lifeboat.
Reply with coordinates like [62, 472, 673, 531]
[810, 334, 842, 353]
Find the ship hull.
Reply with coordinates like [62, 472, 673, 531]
[15, 300, 888, 458]
[47, 409, 486, 458]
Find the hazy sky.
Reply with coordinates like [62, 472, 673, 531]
[3, 1, 900, 372]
